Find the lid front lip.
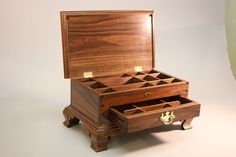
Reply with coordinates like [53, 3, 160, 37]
[60, 10, 154, 16]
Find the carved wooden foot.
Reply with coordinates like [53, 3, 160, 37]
[90, 133, 109, 152]
[63, 106, 80, 128]
[181, 118, 193, 130]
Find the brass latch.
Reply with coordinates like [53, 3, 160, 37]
[83, 72, 93, 78]
[160, 111, 175, 125]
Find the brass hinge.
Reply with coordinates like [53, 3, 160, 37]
[83, 72, 93, 78]
[134, 66, 143, 72]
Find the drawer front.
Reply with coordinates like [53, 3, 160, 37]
[109, 96, 200, 133]
[101, 83, 188, 113]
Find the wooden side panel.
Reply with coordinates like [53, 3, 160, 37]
[71, 80, 101, 123]
[60, 10, 154, 78]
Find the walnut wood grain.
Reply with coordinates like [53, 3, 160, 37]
[71, 79, 101, 123]
[61, 10, 201, 152]
[61, 10, 154, 79]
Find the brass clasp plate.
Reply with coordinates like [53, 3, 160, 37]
[160, 111, 175, 125]
[83, 72, 93, 78]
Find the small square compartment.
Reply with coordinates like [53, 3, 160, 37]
[124, 77, 144, 84]
[161, 96, 191, 104]
[133, 99, 172, 111]
[112, 104, 135, 113]
[123, 109, 143, 116]
[162, 78, 173, 83]
[135, 72, 145, 75]
[141, 82, 154, 87]
[90, 82, 107, 89]
[121, 73, 131, 77]
[157, 73, 172, 79]
[143, 75, 158, 81]
[112, 104, 144, 116]
[81, 78, 96, 82]
[134, 99, 163, 107]
[170, 78, 182, 83]
[101, 88, 116, 93]
[148, 69, 159, 74]
[156, 80, 168, 85]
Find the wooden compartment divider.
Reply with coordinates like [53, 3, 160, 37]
[112, 97, 183, 116]
[79, 70, 187, 94]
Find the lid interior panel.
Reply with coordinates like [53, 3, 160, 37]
[61, 11, 154, 78]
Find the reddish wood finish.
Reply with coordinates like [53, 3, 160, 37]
[60, 10, 201, 152]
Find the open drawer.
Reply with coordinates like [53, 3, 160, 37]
[109, 96, 200, 133]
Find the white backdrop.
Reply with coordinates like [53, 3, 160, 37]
[1, 0, 236, 157]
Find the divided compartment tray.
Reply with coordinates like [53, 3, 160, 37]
[109, 96, 200, 133]
[79, 70, 187, 94]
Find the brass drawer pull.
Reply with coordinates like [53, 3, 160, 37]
[160, 111, 175, 125]
[145, 91, 152, 96]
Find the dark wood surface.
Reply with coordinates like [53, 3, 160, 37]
[71, 79, 101, 123]
[61, 10, 154, 79]
[60, 10, 201, 152]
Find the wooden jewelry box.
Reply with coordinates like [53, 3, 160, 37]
[60, 10, 200, 152]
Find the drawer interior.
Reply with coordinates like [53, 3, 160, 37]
[109, 96, 200, 133]
[78, 70, 187, 95]
[110, 96, 192, 116]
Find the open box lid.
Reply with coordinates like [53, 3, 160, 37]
[60, 10, 155, 79]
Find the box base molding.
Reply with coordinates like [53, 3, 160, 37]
[63, 105, 120, 152]
[63, 105, 195, 152]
